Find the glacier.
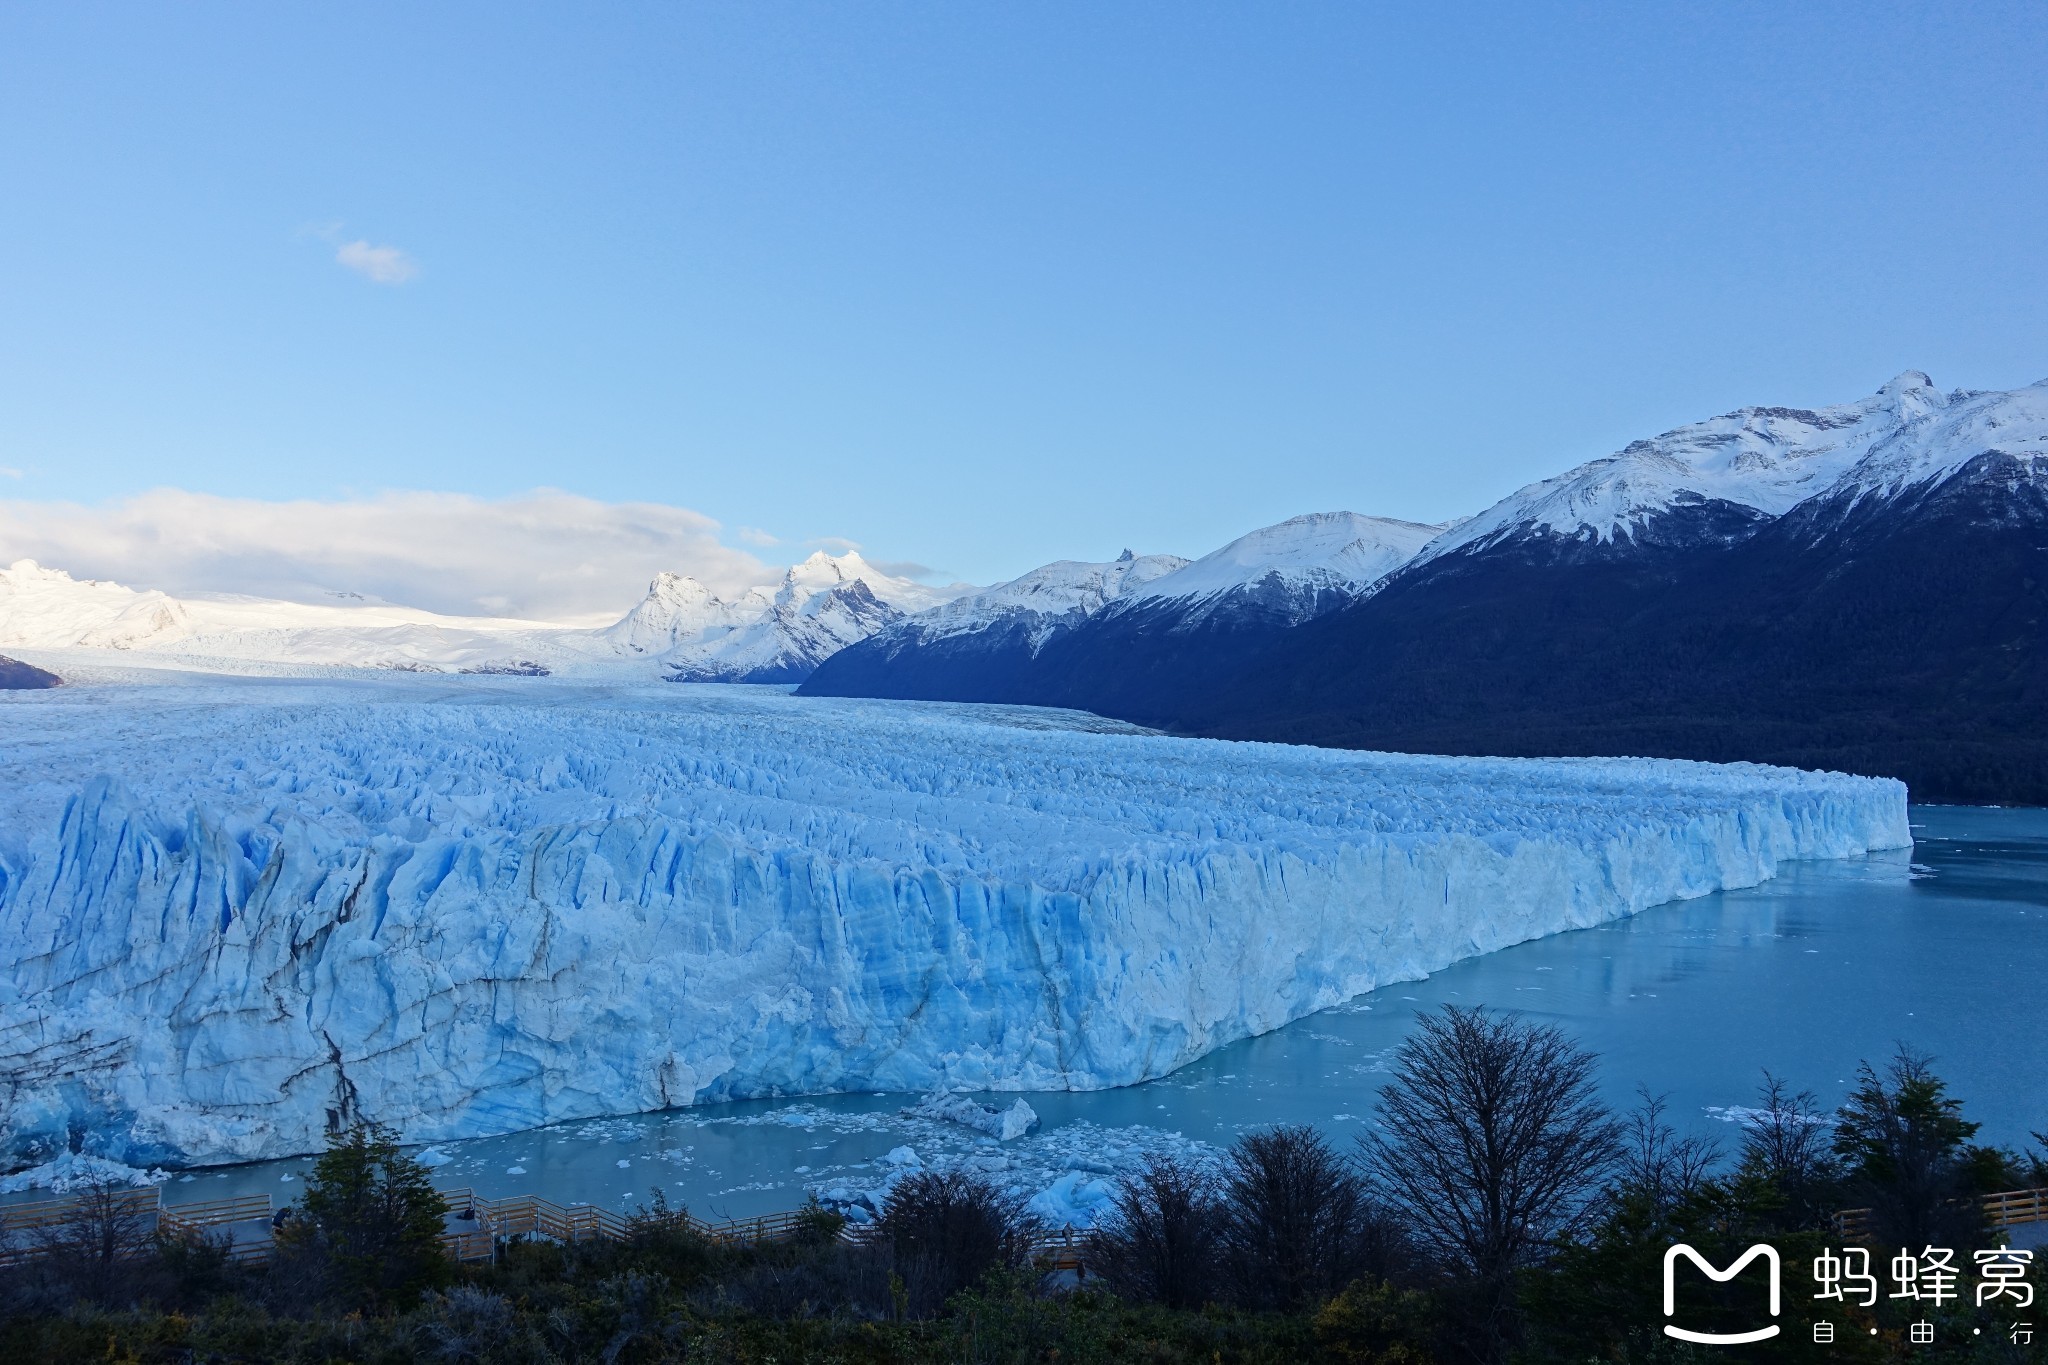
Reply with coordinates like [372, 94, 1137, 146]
[0, 674, 1908, 1171]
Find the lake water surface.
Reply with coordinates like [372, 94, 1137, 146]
[56, 804, 2048, 1224]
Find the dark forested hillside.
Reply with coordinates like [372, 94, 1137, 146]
[807, 456, 2048, 804]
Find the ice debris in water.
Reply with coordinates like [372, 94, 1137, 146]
[902, 1091, 1040, 1141]
[808, 1118, 1226, 1230]
[0, 1152, 169, 1195]
[0, 679, 1909, 1171]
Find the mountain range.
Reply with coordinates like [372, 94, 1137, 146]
[0, 550, 963, 681]
[7, 370, 2043, 802]
[803, 372, 2048, 804]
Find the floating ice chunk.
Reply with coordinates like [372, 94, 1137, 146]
[883, 1146, 922, 1168]
[0, 1152, 169, 1195]
[903, 1092, 1040, 1141]
[414, 1147, 453, 1168]
[1027, 1170, 1118, 1229]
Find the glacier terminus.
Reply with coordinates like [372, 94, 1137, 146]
[0, 672, 1908, 1173]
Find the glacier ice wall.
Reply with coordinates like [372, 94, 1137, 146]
[0, 678, 1910, 1169]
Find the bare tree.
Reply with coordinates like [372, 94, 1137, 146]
[1738, 1071, 1838, 1229]
[1616, 1088, 1722, 1217]
[870, 1169, 1039, 1317]
[32, 1170, 158, 1303]
[1361, 1006, 1619, 1360]
[1085, 1153, 1223, 1309]
[1218, 1125, 1393, 1310]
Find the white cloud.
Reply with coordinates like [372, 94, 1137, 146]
[805, 535, 863, 554]
[734, 526, 780, 547]
[0, 467, 21, 480]
[335, 239, 419, 285]
[0, 489, 779, 623]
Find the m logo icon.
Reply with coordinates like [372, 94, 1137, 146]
[1662, 1243, 1781, 1345]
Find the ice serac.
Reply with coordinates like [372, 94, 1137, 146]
[0, 681, 1909, 1170]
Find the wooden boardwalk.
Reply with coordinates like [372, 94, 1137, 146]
[0, 1183, 1087, 1270]
[1835, 1187, 2048, 1242]
[32, 1175, 2030, 1272]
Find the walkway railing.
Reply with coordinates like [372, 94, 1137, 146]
[156, 1193, 276, 1266]
[0, 1187, 163, 1268]
[45, 1174, 2034, 1273]
[1837, 1186, 2048, 1241]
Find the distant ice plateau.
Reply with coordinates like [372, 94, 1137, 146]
[0, 675, 1909, 1171]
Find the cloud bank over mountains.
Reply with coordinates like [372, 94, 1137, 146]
[0, 488, 784, 623]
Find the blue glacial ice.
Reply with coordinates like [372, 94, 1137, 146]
[0, 676, 1909, 1170]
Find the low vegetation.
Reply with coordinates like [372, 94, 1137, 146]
[2, 1007, 2041, 1363]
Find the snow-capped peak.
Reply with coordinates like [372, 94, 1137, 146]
[1809, 373, 2048, 508]
[1410, 371, 1968, 565]
[603, 572, 761, 654]
[777, 549, 962, 615]
[0, 559, 196, 650]
[1133, 512, 1442, 604]
[602, 551, 969, 663]
[902, 551, 1192, 642]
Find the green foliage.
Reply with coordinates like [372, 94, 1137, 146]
[1312, 1279, 1440, 1363]
[1832, 1047, 1996, 1249]
[286, 1118, 453, 1311]
[615, 1187, 716, 1286]
[793, 1190, 849, 1245]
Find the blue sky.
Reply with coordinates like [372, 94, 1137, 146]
[2, 2, 2045, 609]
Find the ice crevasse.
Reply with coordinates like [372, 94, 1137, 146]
[0, 680, 1910, 1170]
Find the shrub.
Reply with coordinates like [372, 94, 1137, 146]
[871, 1168, 1040, 1317]
[1218, 1125, 1389, 1311]
[412, 1283, 554, 1364]
[618, 1187, 716, 1284]
[1086, 1152, 1223, 1309]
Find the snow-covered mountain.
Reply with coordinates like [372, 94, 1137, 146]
[801, 512, 1440, 704]
[805, 372, 2048, 804]
[1128, 512, 1441, 620]
[602, 572, 761, 655]
[885, 550, 1192, 649]
[0, 559, 568, 671]
[653, 554, 923, 682]
[0, 560, 199, 650]
[0, 551, 969, 683]
[1407, 370, 2042, 566]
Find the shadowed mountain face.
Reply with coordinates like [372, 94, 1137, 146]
[1178, 453, 2048, 804]
[804, 377, 2048, 804]
[0, 656, 59, 690]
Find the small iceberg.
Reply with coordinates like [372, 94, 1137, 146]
[902, 1091, 1040, 1141]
